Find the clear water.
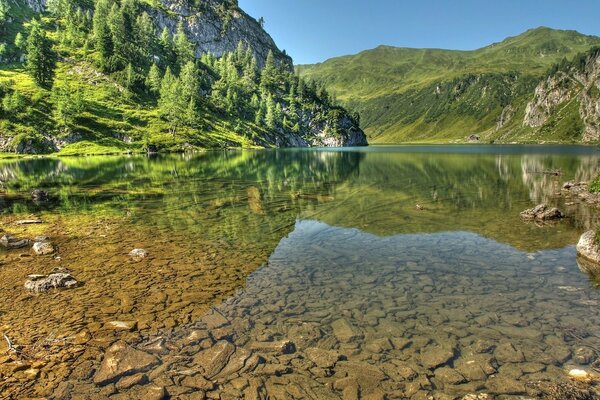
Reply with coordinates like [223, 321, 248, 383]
[1, 145, 600, 399]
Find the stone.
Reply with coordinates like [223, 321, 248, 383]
[14, 219, 42, 225]
[576, 230, 600, 267]
[140, 385, 167, 400]
[305, 347, 343, 369]
[494, 342, 525, 363]
[129, 248, 149, 261]
[201, 309, 229, 329]
[331, 318, 363, 343]
[0, 235, 30, 250]
[24, 273, 78, 293]
[520, 204, 564, 221]
[116, 373, 148, 390]
[106, 321, 138, 331]
[435, 367, 467, 385]
[574, 347, 595, 365]
[249, 340, 295, 355]
[31, 189, 48, 201]
[569, 369, 591, 382]
[192, 340, 236, 378]
[420, 346, 456, 369]
[32, 241, 54, 255]
[93, 342, 160, 386]
[181, 375, 215, 391]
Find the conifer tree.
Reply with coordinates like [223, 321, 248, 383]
[93, 0, 114, 69]
[158, 67, 185, 135]
[26, 19, 56, 88]
[180, 61, 199, 102]
[174, 21, 195, 69]
[146, 63, 162, 94]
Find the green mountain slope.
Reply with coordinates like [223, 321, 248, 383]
[297, 27, 600, 143]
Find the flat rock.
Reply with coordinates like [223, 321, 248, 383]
[435, 367, 467, 385]
[93, 342, 160, 386]
[331, 318, 363, 343]
[305, 347, 343, 369]
[1, 235, 30, 250]
[494, 342, 525, 364]
[193, 340, 236, 378]
[249, 340, 295, 355]
[201, 309, 229, 329]
[420, 346, 456, 369]
[14, 219, 42, 225]
[106, 321, 138, 331]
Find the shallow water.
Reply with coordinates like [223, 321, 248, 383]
[1, 145, 600, 399]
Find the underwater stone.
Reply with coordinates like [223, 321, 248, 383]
[24, 273, 78, 293]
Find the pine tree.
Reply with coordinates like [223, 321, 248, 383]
[179, 61, 199, 102]
[52, 81, 84, 128]
[265, 96, 276, 130]
[158, 67, 185, 135]
[26, 19, 56, 88]
[93, 0, 114, 69]
[0, 0, 8, 28]
[260, 50, 277, 93]
[146, 63, 162, 94]
[173, 21, 195, 69]
[136, 12, 155, 63]
[15, 33, 25, 52]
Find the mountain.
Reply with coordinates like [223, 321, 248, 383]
[0, 0, 366, 155]
[297, 27, 600, 144]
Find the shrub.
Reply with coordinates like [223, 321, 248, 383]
[590, 174, 600, 194]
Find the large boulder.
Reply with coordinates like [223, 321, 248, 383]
[24, 273, 78, 293]
[520, 204, 564, 221]
[576, 230, 600, 277]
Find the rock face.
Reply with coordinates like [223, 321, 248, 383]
[576, 230, 600, 266]
[524, 48, 600, 142]
[153, 0, 291, 69]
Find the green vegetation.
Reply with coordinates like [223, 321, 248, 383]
[0, 0, 358, 154]
[297, 27, 600, 143]
[590, 173, 600, 194]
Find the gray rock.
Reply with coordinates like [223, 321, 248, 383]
[520, 204, 564, 221]
[24, 273, 78, 293]
[129, 248, 149, 261]
[331, 318, 363, 343]
[574, 347, 595, 365]
[420, 346, 456, 369]
[32, 241, 54, 255]
[93, 342, 160, 386]
[576, 230, 600, 266]
[1, 234, 30, 250]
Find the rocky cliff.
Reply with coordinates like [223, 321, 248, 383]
[152, 0, 292, 68]
[524, 48, 600, 142]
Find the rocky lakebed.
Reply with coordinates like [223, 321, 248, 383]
[1, 147, 600, 399]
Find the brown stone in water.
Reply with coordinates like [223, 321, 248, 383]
[435, 367, 467, 385]
[93, 341, 160, 386]
[181, 374, 215, 391]
[192, 340, 235, 378]
[201, 310, 229, 329]
[305, 347, 343, 369]
[106, 320, 138, 331]
[331, 318, 363, 343]
[494, 342, 525, 364]
[115, 372, 148, 390]
[249, 340, 296, 355]
[420, 346, 456, 369]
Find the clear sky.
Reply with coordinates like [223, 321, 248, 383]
[238, 0, 600, 65]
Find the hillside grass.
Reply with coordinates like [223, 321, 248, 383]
[297, 27, 600, 144]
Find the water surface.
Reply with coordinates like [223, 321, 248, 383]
[0, 145, 599, 399]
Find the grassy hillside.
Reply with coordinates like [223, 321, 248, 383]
[297, 27, 600, 143]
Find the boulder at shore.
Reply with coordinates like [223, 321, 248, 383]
[576, 231, 600, 275]
[520, 204, 564, 221]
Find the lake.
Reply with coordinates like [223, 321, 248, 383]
[1, 145, 600, 399]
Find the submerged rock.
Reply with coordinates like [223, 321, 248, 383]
[129, 248, 149, 262]
[24, 273, 78, 293]
[93, 341, 160, 386]
[31, 189, 49, 202]
[0, 234, 30, 250]
[577, 231, 600, 267]
[14, 219, 42, 225]
[520, 204, 564, 221]
[32, 241, 55, 255]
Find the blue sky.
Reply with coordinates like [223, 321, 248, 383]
[238, 0, 600, 65]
